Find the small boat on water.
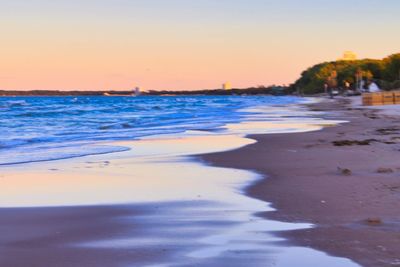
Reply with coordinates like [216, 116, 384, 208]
[103, 87, 141, 97]
[103, 92, 134, 97]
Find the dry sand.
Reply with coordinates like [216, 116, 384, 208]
[203, 97, 400, 267]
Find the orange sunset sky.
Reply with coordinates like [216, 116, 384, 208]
[0, 0, 399, 91]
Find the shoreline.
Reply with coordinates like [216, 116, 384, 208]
[0, 97, 365, 266]
[201, 97, 400, 267]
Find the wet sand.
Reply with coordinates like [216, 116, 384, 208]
[0, 205, 157, 267]
[0, 202, 246, 267]
[203, 97, 400, 267]
[0, 106, 364, 267]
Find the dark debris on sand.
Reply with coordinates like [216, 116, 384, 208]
[332, 139, 378, 146]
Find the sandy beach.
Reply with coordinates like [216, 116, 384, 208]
[203, 97, 400, 267]
[0, 96, 399, 266]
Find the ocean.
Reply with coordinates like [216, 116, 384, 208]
[0, 95, 321, 165]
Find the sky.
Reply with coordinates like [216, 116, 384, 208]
[0, 0, 399, 91]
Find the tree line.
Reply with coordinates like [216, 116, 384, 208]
[292, 53, 400, 94]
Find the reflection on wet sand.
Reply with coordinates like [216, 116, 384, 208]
[1, 135, 256, 207]
[0, 119, 359, 266]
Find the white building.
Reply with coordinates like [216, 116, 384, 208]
[134, 87, 141, 96]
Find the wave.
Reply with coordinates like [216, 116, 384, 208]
[0, 100, 29, 108]
[0, 143, 130, 166]
[0, 95, 310, 165]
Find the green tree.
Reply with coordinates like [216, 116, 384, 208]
[293, 53, 400, 94]
[383, 54, 400, 81]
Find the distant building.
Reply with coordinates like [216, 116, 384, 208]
[134, 87, 141, 96]
[222, 82, 232, 90]
[339, 51, 357, 61]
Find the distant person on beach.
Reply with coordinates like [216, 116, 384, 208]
[329, 87, 336, 99]
[359, 80, 366, 93]
[343, 81, 354, 96]
[344, 81, 350, 91]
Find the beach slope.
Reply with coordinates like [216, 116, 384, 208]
[203, 98, 400, 267]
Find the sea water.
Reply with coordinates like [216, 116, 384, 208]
[0, 95, 329, 165]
